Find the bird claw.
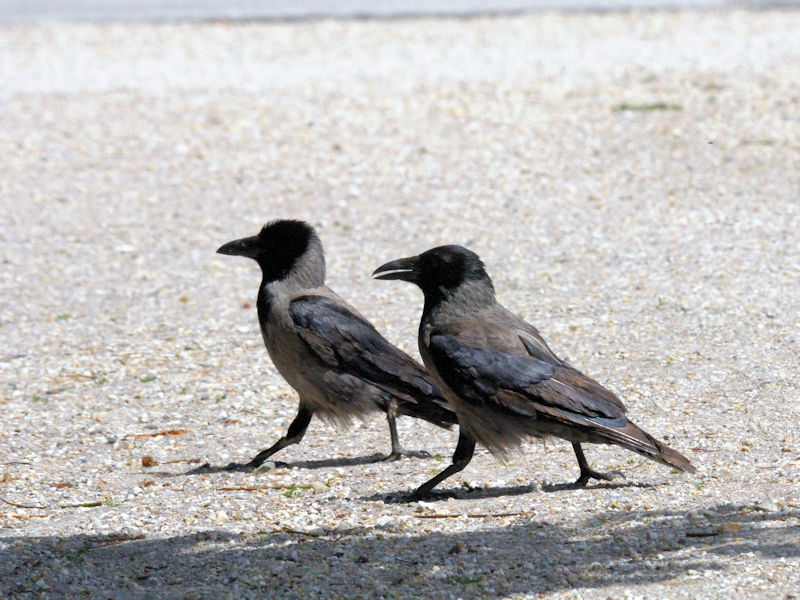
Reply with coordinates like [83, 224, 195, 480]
[384, 489, 458, 503]
[186, 460, 290, 474]
[574, 468, 626, 487]
[407, 449, 433, 459]
[411, 489, 459, 502]
[379, 449, 432, 462]
[184, 461, 253, 475]
[233, 460, 291, 472]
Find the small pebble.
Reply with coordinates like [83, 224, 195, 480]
[754, 498, 779, 512]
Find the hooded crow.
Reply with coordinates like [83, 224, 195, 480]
[209, 220, 455, 471]
[374, 244, 695, 499]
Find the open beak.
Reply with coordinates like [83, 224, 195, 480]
[217, 235, 260, 258]
[372, 255, 420, 282]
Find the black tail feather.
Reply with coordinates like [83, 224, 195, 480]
[598, 419, 696, 473]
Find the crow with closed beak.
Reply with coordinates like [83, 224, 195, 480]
[207, 220, 455, 471]
[374, 245, 695, 499]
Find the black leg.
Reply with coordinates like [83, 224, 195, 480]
[378, 401, 431, 462]
[223, 405, 313, 471]
[571, 442, 625, 486]
[406, 430, 475, 501]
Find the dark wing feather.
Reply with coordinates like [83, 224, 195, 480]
[428, 334, 555, 415]
[290, 296, 455, 426]
[428, 333, 625, 419]
[429, 333, 695, 472]
[539, 364, 627, 418]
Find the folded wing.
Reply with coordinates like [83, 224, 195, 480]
[428, 333, 694, 472]
[429, 333, 625, 420]
[290, 295, 455, 426]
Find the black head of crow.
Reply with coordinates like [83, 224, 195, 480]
[217, 219, 323, 284]
[373, 244, 494, 313]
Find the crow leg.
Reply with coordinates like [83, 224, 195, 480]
[571, 443, 625, 486]
[379, 401, 431, 462]
[222, 405, 313, 472]
[406, 430, 475, 500]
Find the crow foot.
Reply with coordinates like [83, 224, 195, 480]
[573, 468, 626, 487]
[378, 449, 433, 463]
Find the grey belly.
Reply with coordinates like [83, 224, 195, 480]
[261, 321, 386, 426]
[452, 399, 599, 462]
[269, 346, 384, 426]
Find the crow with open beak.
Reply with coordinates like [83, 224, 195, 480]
[374, 244, 695, 500]
[205, 220, 455, 471]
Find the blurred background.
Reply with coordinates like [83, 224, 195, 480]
[0, 0, 795, 23]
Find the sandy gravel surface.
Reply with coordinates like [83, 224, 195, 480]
[1, 10, 799, 599]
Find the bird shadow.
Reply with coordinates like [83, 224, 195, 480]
[366, 484, 541, 504]
[2, 502, 795, 598]
[174, 452, 427, 477]
[289, 452, 432, 469]
[366, 480, 658, 504]
[541, 480, 657, 493]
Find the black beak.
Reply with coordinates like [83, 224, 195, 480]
[217, 235, 261, 258]
[372, 255, 420, 282]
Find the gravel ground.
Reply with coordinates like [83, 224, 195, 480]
[1, 10, 799, 599]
